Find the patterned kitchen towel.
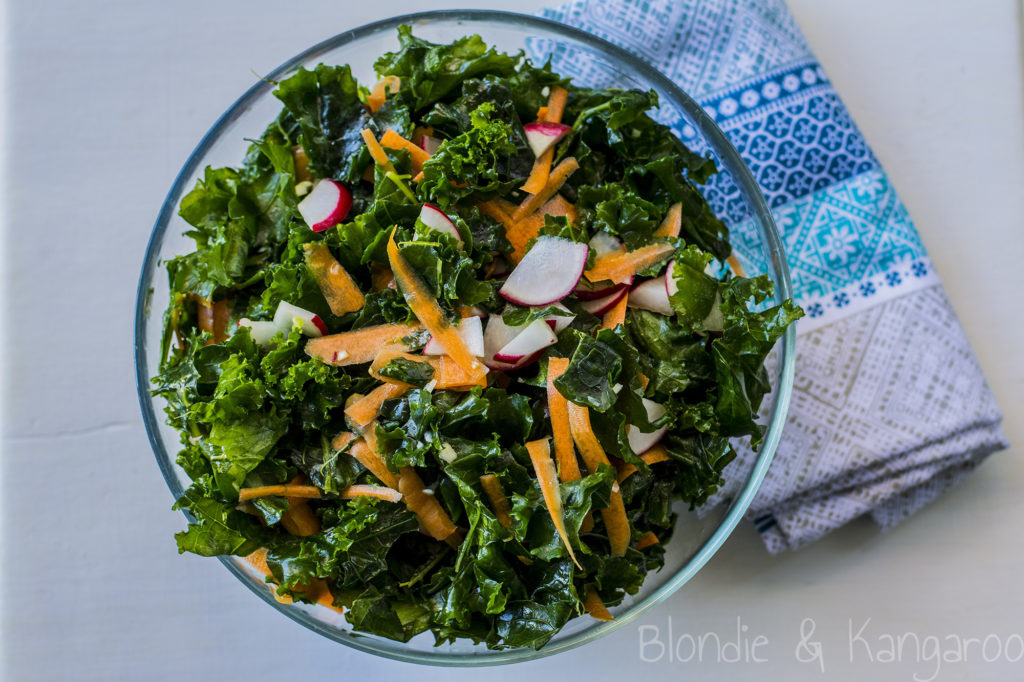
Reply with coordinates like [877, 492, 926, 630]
[539, 0, 1009, 552]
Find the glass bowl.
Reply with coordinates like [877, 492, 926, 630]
[134, 9, 796, 667]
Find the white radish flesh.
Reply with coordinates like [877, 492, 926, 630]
[544, 303, 575, 332]
[523, 121, 571, 157]
[627, 399, 668, 455]
[418, 203, 462, 243]
[493, 319, 557, 363]
[273, 301, 327, 337]
[238, 319, 281, 346]
[297, 179, 352, 232]
[588, 231, 623, 257]
[423, 316, 485, 357]
[499, 236, 588, 306]
[629, 278, 673, 316]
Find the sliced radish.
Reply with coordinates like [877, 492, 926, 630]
[629, 278, 673, 316]
[420, 135, 442, 155]
[499, 236, 588, 306]
[418, 203, 462, 244]
[423, 316, 484, 357]
[544, 303, 575, 333]
[494, 318, 557, 363]
[573, 279, 627, 301]
[273, 301, 327, 337]
[297, 179, 352, 232]
[237, 319, 281, 346]
[627, 399, 668, 455]
[523, 121, 571, 157]
[588, 231, 623, 258]
[580, 286, 628, 316]
[483, 316, 521, 369]
[665, 259, 679, 298]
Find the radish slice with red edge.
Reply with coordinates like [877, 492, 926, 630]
[665, 259, 724, 331]
[573, 279, 627, 301]
[238, 319, 281, 346]
[419, 135, 441, 155]
[273, 301, 327, 337]
[297, 179, 352, 232]
[493, 319, 557, 363]
[483, 316, 521, 369]
[418, 203, 462, 244]
[544, 303, 575, 332]
[629, 278, 673, 316]
[523, 121, 571, 157]
[423, 316, 484, 357]
[580, 286, 628, 316]
[627, 399, 668, 455]
[499, 236, 588, 306]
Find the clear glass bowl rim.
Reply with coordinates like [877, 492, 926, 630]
[134, 8, 797, 667]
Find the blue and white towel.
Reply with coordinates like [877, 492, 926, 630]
[540, 0, 1009, 552]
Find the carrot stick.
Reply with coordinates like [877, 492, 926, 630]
[196, 297, 231, 344]
[526, 438, 581, 569]
[436, 355, 488, 390]
[584, 242, 675, 284]
[238, 485, 322, 502]
[370, 265, 396, 291]
[536, 105, 549, 121]
[546, 86, 568, 124]
[280, 500, 320, 537]
[360, 128, 396, 174]
[380, 129, 431, 174]
[345, 382, 409, 430]
[506, 194, 579, 263]
[727, 253, 746, 278]
[366, 75, 401, 112]
[479, 474, 513, 528]
[304, 322, 418, 366]
[567, 403, 631, 557]
[615, 444, 671, 483]
[303, 243, 365, 316]
[245, 549, 293, 604]
[601, 291, 629, 329]
[520, 147, 554, 195]
[398, 466, 459, 545]
[367, 344, 436, 382]
[387, 228, 485, 379]
[347, 437, 400, 489]
[583, 587, 614, 621]
[511, 157, 579, 222]
[652, 202, 682, 239]
[636, 531, 660, 550]
[339, 484, 403, 503]
[331, 431, 357, 451]
[546, 357, 580, 482]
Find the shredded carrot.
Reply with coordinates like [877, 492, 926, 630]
[567, 403, 631, 557]
[511, 157, 579, 222]
[479, 474, 513, 528]
[653, 202, 682, 239]
[360, 128, 396, 174]
[387, 228, 485, 378]
[636, 531, 660, 550]
[367, 344, 435, 382]
[380, 129, 432, 174]
[371, 264, 396, 291]
[506, 194, 579, 263]
[340, 484, 403, 503]
[346, 437, 400, 489]
[238, 485, 322, 502]
[584, 242, 675, 284]
[331, 431, 357, 452]
[398, 466, 459, 545]
[411, 171, 424, 183]
[304, 322, 418, 366]
[536, 105, 549, 121]
[546, 357, 580, 482]
[411, 125, 434, 147]
[345, 382, 409, 430]
[303, 243, 365, 315]
[546, 86, 568, 124]
[245, 549, 293, 604]
[526, 438, 581, 569]
[436, 355, 488, 390]
[615, 444, 671, 483]
[583, 586, 614, 621]
[366, 75, 401, 112]
[601, 291, 629, 329]
[520, 147, 554, 195]
[280, 500, 320, 537]
[727, 253, 747, 278]
[309, 578, 345, 614]
[292, 146, 313, 184]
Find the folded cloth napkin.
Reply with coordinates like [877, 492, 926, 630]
[539, 0, 1009, 552]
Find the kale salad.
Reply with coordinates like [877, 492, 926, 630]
[154, 27, 802, 650]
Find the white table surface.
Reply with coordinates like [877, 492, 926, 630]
[3, 1, 1022, 680]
